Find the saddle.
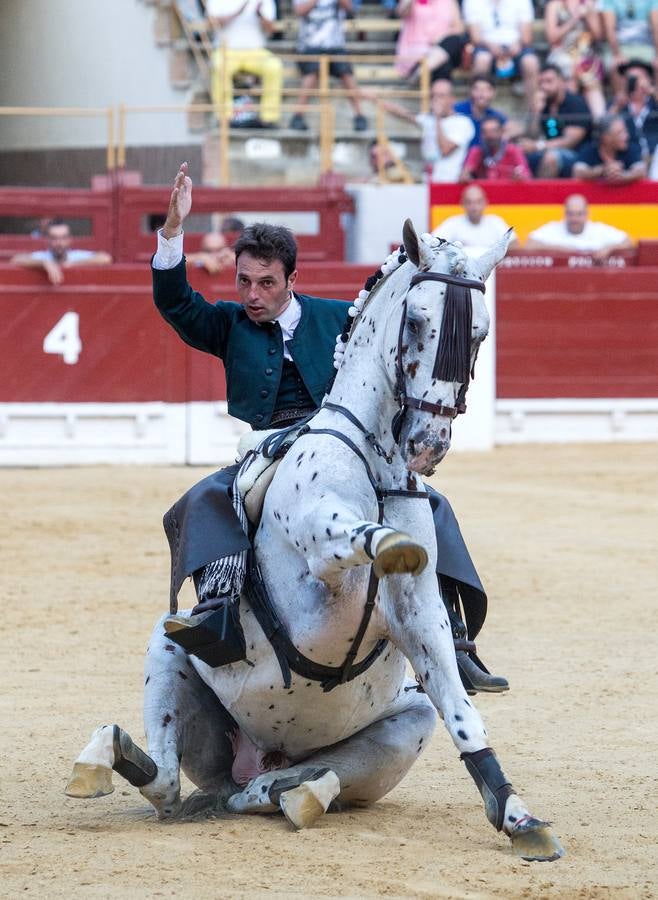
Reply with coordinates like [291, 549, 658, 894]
[234, 418, 310, 524]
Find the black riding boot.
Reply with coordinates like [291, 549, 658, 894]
[440, 576, 509, 695]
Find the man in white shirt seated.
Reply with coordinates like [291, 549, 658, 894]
[433, 184, 517, 249]
[379, 79, 475, 182]
[11, 218, 111, 285]
[525, 193, 633, 261]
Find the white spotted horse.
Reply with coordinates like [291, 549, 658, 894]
[67, 221, 564, 861]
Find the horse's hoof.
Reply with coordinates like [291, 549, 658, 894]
[373, 532, 428, 577]
[65, 762, 114, 799]
[509, 819, 565, 862]
[279, 770, 340, 831]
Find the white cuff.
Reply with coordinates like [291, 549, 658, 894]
[152, 229, 184, 270]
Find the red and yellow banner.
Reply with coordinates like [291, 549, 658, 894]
[430, 181, 658, 243]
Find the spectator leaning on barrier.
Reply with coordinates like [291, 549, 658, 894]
[525, 193, 633, 259]
[186, 232, 236, 274]
[10, 219, 111, 286]
[378, 78, 474, 181]
[454, 76, 508, 148]
[600, 0, 658, 98]
[394, 0, 468, 85]
[460, 115, 531, 180]
[516, 63, 591, 177]
[432, 183, 518, 247]
[289, 0, 368, 132]
[462, 0, 540, 105]
[544, 0, 606, 119]
[207, 0, 283, 128]
[572, 113, 647, 182]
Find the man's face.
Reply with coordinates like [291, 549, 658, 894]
[201, 233, 227, 255]
[430, 81, 454, 118]
[606, 118, 629, 151]
[481, 120, 502, 149]
[47, 224, 72, 261]
[236, 252, 297, 323]
[564, 198, 588, 234]
[538, 69, 562, 102]
[627, 66, 652, 97]
[471, 79, 495, 111]
[462, 187, 486, 224]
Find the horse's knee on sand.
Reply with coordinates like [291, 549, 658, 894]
[305, 699, 437, 807]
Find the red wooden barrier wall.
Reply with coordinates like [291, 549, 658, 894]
[1, 262, 656, 403]
[0, 174, 354, 264]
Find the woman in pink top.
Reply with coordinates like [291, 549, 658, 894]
[395, 0, 468, 82]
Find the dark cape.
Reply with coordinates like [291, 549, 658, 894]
[163, 467, 487, 640]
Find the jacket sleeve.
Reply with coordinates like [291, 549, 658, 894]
[152, 257, 233, 357]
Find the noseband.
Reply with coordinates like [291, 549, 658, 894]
[391, 271, 486, 443]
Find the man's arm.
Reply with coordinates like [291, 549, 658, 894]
[64, 252, 112, 267]
[572, 160, 604, 179]
[153, 163, 232, 356]
[10, 253, 64, 285]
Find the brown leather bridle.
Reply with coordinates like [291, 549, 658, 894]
[391, 271, 486, 443]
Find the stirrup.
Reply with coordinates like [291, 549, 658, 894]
[457, 651, 509, 695]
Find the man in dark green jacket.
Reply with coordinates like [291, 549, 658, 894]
[152, 163, 507, 694]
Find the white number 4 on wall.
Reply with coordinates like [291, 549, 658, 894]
[43, 311, 82, 365]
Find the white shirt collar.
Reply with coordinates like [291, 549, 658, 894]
[274, 292, 301, 333]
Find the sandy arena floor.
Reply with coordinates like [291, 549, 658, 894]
[1, 443, 657, 899]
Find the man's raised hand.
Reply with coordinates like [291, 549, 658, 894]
[163, 162, 192, 238]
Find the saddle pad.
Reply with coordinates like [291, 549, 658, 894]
[235, 423, 305, 524]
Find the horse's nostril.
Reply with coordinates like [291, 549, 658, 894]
[439, 427, 448, 440]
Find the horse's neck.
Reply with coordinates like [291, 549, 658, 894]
[326, 289, 403, 472]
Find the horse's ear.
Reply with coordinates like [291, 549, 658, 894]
[403, 218, 420, 267]
[471, 228, 514, 283]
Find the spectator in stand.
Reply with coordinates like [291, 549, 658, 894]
[433, 183, 518, 247]
[207, 0, 283, 128]
[454, 76, 508, 148]
[462, 0, 540, 105]
[544, 0, 606, 119]
[289, 0, 368, 132]
[394, 0, 468, 85]
[11, 219, 111, 286]
[525, 193, 633, 259]
[516, 63, 591, 177]
[572, 113, 647, 182]
[600, 0, 658, 99]
[461, 115, 531, 180]
[378, 78, 475, 181]
[186, 232, 236, 274]
[612, 60, 658, 162]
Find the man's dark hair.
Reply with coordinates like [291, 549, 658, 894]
[597, 113, 623, 139]
[481, 114, 503, 129]
[540, 63, 564, 79]
[471, 74, 495, 88]
[47, 217, 68, 232]
[221, 215, 245, 234]
[234, 223, 297, 280]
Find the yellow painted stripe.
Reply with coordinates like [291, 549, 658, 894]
[431, 204, 658, 243]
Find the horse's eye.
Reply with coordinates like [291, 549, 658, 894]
[407, 319, 419, 335]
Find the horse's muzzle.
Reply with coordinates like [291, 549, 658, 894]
[404, 431, 451, 474]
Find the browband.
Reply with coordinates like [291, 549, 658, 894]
[410, 272, 486, 293]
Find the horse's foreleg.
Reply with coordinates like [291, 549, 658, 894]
[295, 496, 427, 584]
[384, 576, 564, 860]
[141, 613, 237, 818]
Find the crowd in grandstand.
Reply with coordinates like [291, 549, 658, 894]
[198, 0, 658, 183]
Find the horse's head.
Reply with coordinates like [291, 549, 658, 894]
[391, 219, 512, 474]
